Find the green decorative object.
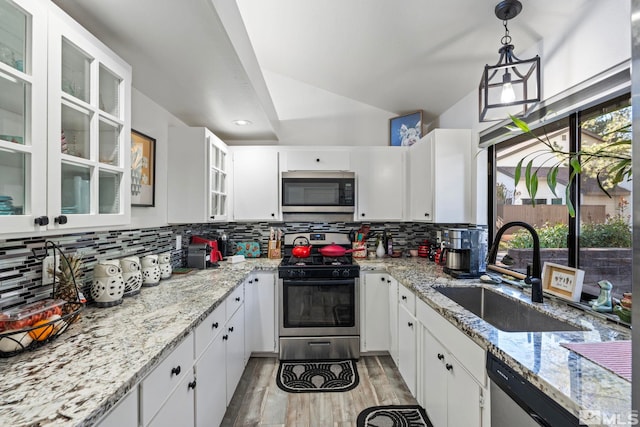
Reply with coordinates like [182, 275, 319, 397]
[590, 280, 613, 313]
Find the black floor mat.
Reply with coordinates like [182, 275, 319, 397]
[357, 405, 433, 427]
[276, 359, 359, 393]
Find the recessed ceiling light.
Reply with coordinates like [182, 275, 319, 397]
[233, 119, 252, 126]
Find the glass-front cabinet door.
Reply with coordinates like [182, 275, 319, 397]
[0, 0, 47, 231]
[47, 6, 131, 229]
[208, 133, 228, 221]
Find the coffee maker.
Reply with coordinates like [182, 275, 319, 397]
[443, 228, 488, 278]
[217, 231, 231, 259]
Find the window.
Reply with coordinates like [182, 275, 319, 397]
[489, 95, 632, 301]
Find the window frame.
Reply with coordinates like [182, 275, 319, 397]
[487, 93, 631, 300]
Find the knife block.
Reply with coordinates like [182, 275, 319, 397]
[268, 240, 282, 259]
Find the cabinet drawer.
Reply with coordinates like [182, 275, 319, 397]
[226, 284, 244, 320]
[140, 333, 194, 426]
[284, 150, 350, 171]
[416, 299, 485, 385]
[195, 302, 226, 358]
[398, 284, 416, 315]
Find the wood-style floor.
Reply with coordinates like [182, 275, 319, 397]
[221, 355, 417, 427]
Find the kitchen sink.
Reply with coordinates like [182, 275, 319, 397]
[434, 287, 587, 332]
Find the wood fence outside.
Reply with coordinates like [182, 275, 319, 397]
[497, 205, 606, 227]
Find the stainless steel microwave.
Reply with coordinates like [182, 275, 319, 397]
[281, 171, 355, 213]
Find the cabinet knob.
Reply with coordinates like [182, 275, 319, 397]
[210, 216, 215, 220]
[249, 280, 253, 284]
[401, 295, 407, 301]
[228, 326, 234, 332]
[235, 297, 241, 302]
[188, 380, 197, 390]
[316, 158, 320, 162]
[446, 363, 453, 371]
[437, 353, 444, 360]
[212, 322, 219, 329]
[171, 366, 181, 376]
[271, 213, 275, 217]
[387, 279, 391, 283]
[223, 334, 229, 341]
[54, 215, 68, 224]
[408, 322, 413, 328]
[254, 277, 259, 282]
[34, 216, 49, 226]
[380, 277, 385, 282]
[424, 213, 429, 217]
[361, 213, 365, 217]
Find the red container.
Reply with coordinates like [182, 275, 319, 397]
[418, 240, 430, 257]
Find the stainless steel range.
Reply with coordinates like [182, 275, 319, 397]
[278, 232, 360, 360]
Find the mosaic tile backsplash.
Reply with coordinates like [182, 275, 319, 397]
[0, 221, 464, 310]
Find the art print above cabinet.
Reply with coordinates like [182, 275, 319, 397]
[0, 0, 132, 234]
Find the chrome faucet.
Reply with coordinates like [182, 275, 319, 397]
[488, 221, 543, 303]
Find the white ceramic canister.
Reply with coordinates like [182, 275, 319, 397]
[120, 256, 142, 296]
[141, 254, 161, 287]
[158, 251, 172, 279]
[90, 262, 124, 307]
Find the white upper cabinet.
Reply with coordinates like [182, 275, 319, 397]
[0, 0, 48, 232]
[351, 147, 405, 221]
[408, 129, 471, 223]
[280, 148, 351, 171]
[167, 127, 228, 223]
[47, 3, 131, 230]
[231, 146, 280, 221]
[0, 0, 131, 234]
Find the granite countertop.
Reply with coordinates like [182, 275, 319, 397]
[358, 256, 632, 424]
[0, 256, 630, 426]
[0, 259, 280, 427]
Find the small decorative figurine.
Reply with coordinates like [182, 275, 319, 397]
[158, 252, 172, 279]
[91, 262, 124, 307]
[590, 280, 613, 313]
[141, 254, 161, 287]
[120, 256, 142, 296]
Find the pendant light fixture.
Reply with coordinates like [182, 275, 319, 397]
[479, 0, 540, 122]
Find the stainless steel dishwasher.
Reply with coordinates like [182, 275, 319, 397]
[487, 352, 579, 427]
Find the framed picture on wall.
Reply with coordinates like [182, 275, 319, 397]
[131, 129, 156, 207]
[389, 110, 422, 146]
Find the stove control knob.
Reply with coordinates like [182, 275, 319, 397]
[288, 270, 297, 278]
[298, 270, 306, 278]
[332, 270, 340, 277]
[342, 269, 350, 277]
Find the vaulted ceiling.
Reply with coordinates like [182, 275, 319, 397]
[53, 0, 593, 142]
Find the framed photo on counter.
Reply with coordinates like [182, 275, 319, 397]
[131, 129, 156, 207]
[541, 262, 585, 302]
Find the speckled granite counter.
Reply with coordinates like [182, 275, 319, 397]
[0, 259, 280, 427]
[1, 256, 631, 426]
[358, 257, 632, 425]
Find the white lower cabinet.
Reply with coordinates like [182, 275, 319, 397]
[388, 276, 399, 365]
[417, 299, 487, 427]
[96, 388, 138, 427]
[140, 333, 195, 427]
[195, 329, 227, 427]
[148, 373, 196, 427]
[225, 304, 245, 405]
[244, 272, 277, 357]
[398, 305, 417, 396]
[361, 272, 390, 352]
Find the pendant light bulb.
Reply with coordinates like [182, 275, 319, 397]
[501, 71, 516, 103]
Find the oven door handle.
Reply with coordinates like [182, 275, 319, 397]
[283, 279, 355, 286]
